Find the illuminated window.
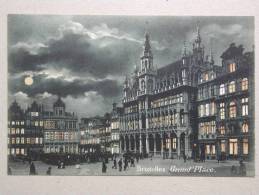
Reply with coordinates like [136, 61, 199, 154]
[172, 138, 176, 150]
[229, 101, 237, 118]
[229, 139, 238, 155]
[31, 112, 39, 117]
[35, 137, 39, 144]
[16, 128, 20, 134]
[219, 125, 225, 135]
[206, 145, 210, 155]
[21, 121, 24, 125]
[220, 103, 225, 119]
[243, 139, 249, 155]
[11, 148, 15, 155]
[16, 137, 20, 144]
[199, 105, 204, 117]
[211, 102, 216, 115]
[21, 148, 24, 155]
[16, 148, 20, 155]
[11, 128, 15, 135]
[204, 73, 209, 81]
[228, 81, 236, 93]
[11, 121, 15, 125]
[21, 137, 24, 144]
[40, 121, 44, 126]
[35, 121, 39, 126]
[242, 98, 248, 116]
[219, 84, 225, 95]
[241, 78, 248, 91]
[221, 140, 226, 152]
[12, 138, 15, 144]
[21, 128, 24, 134]
[26, 138, 30, 144]
[16, 121, 20, 125]
[242, 122, 248, 133]
[229, 63, 236, 73]
[166, 138, 170, 149]
[205, 104, 210, 116]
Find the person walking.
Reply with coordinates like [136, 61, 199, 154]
[46, 167, 51, 175]
[118, 158, 122, 172]
[239, 160, 246, 176]
[29, 162, 36, 175]
[112, 159, 117, 169]
[102, 161, 107, 173]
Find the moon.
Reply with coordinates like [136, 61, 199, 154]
[24, 76, 33, 86]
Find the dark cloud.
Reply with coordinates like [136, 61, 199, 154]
[9, 73, 121, 98]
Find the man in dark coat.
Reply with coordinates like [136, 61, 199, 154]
[29, 162, 36, 175]
[118, 158, 122, 171]
[102, 161, 107, 173]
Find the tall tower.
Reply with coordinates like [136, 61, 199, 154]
[192, 22, 204, 66]
[138, 31, 156, 94]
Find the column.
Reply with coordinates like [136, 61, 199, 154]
[185, 133, 189, 158]
[129, 136, 132, 151]
[134, 134, 137, 153]
[146, 134, 149, 154]
[119, 138, 122, 154]
[124, 135, 126, 152]
[161, 134, 164, 156]
[169, 136, 172, 159]
[154, 135, 157, 155]
[177, 134, 181, 159]
[139, 134, 142, 153]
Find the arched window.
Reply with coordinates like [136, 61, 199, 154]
[147, 79, 153, 92]
[219, 84, 225, 95]
[242, 122, 249, 133]
[229, 101, 237, 118]
[229, 63, 236, 72]
[228, 81, 236, 93]
[241, 78, 248, 90]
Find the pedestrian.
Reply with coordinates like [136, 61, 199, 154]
[131, 157, 135, 167]
[29, 162, 36, 175]
[102, 161, 107, 173]
[118, 158, 122, 172]
[46, 167, 51, 175]
[112, 159, 117, 169]
[239, 160, 246, 176]
[8, 166, 12, 175]
[183, 153, 187, 163]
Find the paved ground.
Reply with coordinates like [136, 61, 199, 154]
[8, 156, 254, 177]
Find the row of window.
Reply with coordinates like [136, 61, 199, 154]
[45, 145, 78, 153]
[9, 121, 25, 126]
[219, 98, 248, 120]
[221, 138, 249, 155]
[124, 105, 138, 114]
[44, 131, 78, 141]
[8, 128, 25, 135]
[80, 138, 100, 145]
[198, 78, 248, 101]
[8, 137, 43, 145]
[218, 121, 249, 135]
[151, 94, 184, 108]
[9, 148, 26, 155]
[198, 102, 216, 117]
[44, 120, 77, 129]
[199, 121, 216, 135]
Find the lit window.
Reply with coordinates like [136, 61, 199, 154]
[229, 139, 238, 155]
[229, 63, 236, 73]
[21, 137, 24, 144]
[21, 121, 24, 125]
[204, 73, 209, 81]
[16, 128, 20, 134]
[241, 78, 248, 91]
[205, 104, 210, 116]
[11, 128, 15, 135]
[220, 103, 225, 119]
[35, 137, 39, 144]
[243, 139, 249, 155]
[26, 138, 30, 144]
[16, 121, 20, 125]
[40, 121, 44, 126]
[21, 128, 24, 134]
[229, 101, 237, 118]
[16, 137, 20, 144]
[206, 145, 210, 155]
[242, 122, 249, 133]
[219, 84, 225, 95]
[12, 138, 15, 144]
[35, 121, 39, 126]
[219, 125, 225, 135]
[166, 138, 170, 149]
[11, 148, 15, 155]
[21, 148, 24, 155]
[12, 121, 15, 125]
[16, 148, 20, 155]
[228, 81, 236, 93]
[242, 98, 248, 116]
[172, 138, 176, 149]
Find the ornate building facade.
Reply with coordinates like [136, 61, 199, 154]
[120, 26, 254, 161]
[43, 97, 79, 154]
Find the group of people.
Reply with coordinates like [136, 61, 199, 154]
[102, 154, 141, 173]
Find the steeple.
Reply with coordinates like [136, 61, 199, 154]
[143, 32, 152, 57]
[209, 38, 214, 65]
[194, 21, 202, 49]
[140, 30, 153, 72]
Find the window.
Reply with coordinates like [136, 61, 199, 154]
[229, 139, 238, 155]
[26, 138, 30, 144]
[204, 73, 209, 81]
[199, 105, 204, 117]
[16, 138, 20, 144]
[229, 63, 236, 73]
[40, 121, 44, 126]
[31, 112, 39, 116]
[242, 98, 248, 116]
[205, 104, 210, 116]
[219, 84, 225, 95]
[229, 101, 237, 118]
[11, 128, 15, 135]
[220, 103, 225, 120]
[241, 78, 248, 90]
[11, 121, 15, 125]
[21, 121, 24, 125]
[243, 139, 249, 155]
[16, 128, 20, 134]
[21, 137, 24, 144]
[21, 148, 24, 155]
[16, 148, 20, 155]
[242, 122, 248, 133]
[172, 138, 176, 150]
[35, 121, 39, 126]
[166, 139, 170, 149]
[21, 128, 24, 134]
[228, 81, 236, 93]
[211, 102, 216, 115]
[219, 125, 225, 135]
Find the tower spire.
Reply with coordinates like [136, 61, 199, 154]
[209, 38, 214, 65]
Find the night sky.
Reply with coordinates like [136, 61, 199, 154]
[8, 15, 254, 118]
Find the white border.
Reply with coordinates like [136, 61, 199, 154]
[0, 0, 258, 194]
